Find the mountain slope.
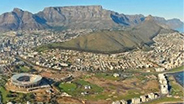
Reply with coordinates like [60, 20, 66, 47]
[37, 16, 174, 53]
[166, 18, 183, 29]
[36, 5, 124, 30]
[126, 15, 183, 30]
[125, 14, 145, 26]
[0, 8, 48, 31]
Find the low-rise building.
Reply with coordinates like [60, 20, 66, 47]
[148, 93, 155, 100]
[120, 99, 127, 104]
[140, 95, 146, 102]
[112, 101, 121, 104]
[158, 73, 169, 95]
[161, 85, 169, 94]
[155, 68, 165, 72]
[113, 73, 120, 77]
[131, 98, 141, 104]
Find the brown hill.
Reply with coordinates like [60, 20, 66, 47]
[37, 17, 174, 53]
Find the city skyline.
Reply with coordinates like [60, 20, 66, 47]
[0, 0, 183, 21]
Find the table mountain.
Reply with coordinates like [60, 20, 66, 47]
[36, 5, 123, 30]
[0, 5, 183, 31]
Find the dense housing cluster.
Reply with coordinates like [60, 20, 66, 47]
[19, 32, 184, 72]
[0, 29, 92, 73]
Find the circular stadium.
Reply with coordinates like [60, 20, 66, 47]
[11, 73, 42, 88]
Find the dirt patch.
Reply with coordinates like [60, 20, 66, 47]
[57, 97, 83, 104]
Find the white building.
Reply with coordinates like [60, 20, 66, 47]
[131, 98, 141, 104]
[120, 100, 127, 104]
[158, 73, 169, 95]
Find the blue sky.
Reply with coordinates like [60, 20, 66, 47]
[0, 0, 183, 21]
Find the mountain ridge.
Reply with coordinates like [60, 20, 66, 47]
[0, 5, 183, 31]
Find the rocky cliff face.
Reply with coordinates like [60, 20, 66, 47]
[0, 8, 48, 31]
[36, 5, 122, 29]
[0, 5, 183, 31]
[125, 14, 145, 26]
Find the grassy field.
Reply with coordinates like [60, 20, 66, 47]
[14, 65, 32, 73]
[147, 97, 183, 104]
[83, 93, 110, 100]
[169, 76, 184, 97]
[19, 66, 31, 72]
[58, 79, 103, 98]
[0, 86, 35, 103]
[81, 72, 160, 101]
[0, 86, 11, 103]
[75, 80, 103, 93]
[0, 76, 7, 86]
[0, 76, 10, 103]
[95, 73, 120, 81]
[166, 66, 184, 73]
[59, 83, 77, 93]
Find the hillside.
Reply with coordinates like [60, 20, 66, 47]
[36, 16, 175, 53]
